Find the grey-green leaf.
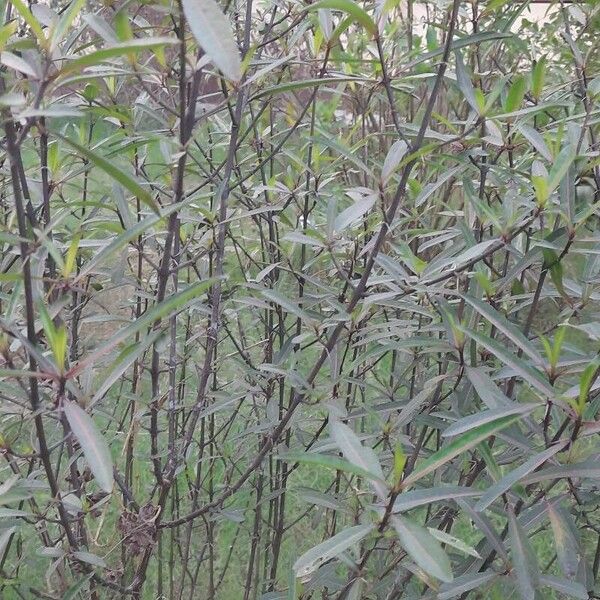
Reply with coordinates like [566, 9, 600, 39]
[330, 419, 387, 499]
[508, 508, 539, 600]
[181, 0, 242, 82]
[293, 524, 374, 578]
[475, 441, 566, 512]
[63, 402, 113, 493]
[391, 516, 453, 583]
[443, 404, 537, 438]
[392, 486, 481, 512]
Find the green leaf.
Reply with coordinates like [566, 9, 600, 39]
[575, 357, 600, 415]
[55, 134, 159, 214]
[62, 575, 94, 600]
[438, 572, 497, 600]
[503, 75, 526, 113]
[517, 124, 552, 161]
[391, 516, 453, 583]
[466, 367, 513, 408]
[91, 331, 162, 405]
[0, 22, 17, 52]
[307, 0, 377, 36]
[531, 56, 546, 100]
[381, 140, 408, 185]
[72, 550, 107, 568]
[540, 575, 588, 600]
[0, 508, 32, 518]
[0, 527, 17, 557]
[251, 76, 369, 100]
[75, 203, 183, 282]
[64, 401, 113, 493]
[181, 0, 242, 81]
[63, 233, 81, 278]
[50, 0, 86, 51]
[277, 451, 387, 486]
[548, 145, 576, 195]
[293, 524, 374, 578]
[10, 0, 46, 46]
[57, 38, 178, 76]
[402, 413, 524, 488]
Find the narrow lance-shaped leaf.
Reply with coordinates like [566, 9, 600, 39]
[391, 516, 453, 583]
[454, 50, 480, 113]
[277, 451, 387, 486]
[55, 134, 159, 214]
[67, 280, 215, 378]
[50, 0, 86, 51]
[427, 528, 481, 559]
[508, 507, 539, 600]
[548, 503, 581, 580]
[503, 75, 526, 113]
[330, 419, 387, 499]
[403, 412, 527, 488]
[293, 524, 374, 578]
[10, 0, 46, 46]
[57, 38, 178, 76]
[381, 140, 408, 185]
[307, 0, 377, 36]
[461, 294, 543, 364]
[458, 325, 555, 398]
[443, 404, 538, 438]
[333, 192, 377, 233]
[475, 441, 567, 512]
[63, 401, 113, 493]
[392, 486, 481, 513]
[181, 0, 242, 82]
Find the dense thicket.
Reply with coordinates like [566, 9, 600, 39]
[0, 0, 600, 598]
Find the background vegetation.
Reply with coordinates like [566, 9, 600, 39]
[0, 0, 600, 598]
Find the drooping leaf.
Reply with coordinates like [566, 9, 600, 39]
[454, 51, 480, 113]
[181, 0, 242, 81]
[391, 516, 453, 583]
[548, 503, 582, 580]
[63, 401, 113, 493]
[307, 0, 377, 36]
[507, 508, 539, 600]
[503, 75, 526, 113]
[381, 140, 408, 185]
[330, 419, 387, 499]
[55, 134, 159, 214]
